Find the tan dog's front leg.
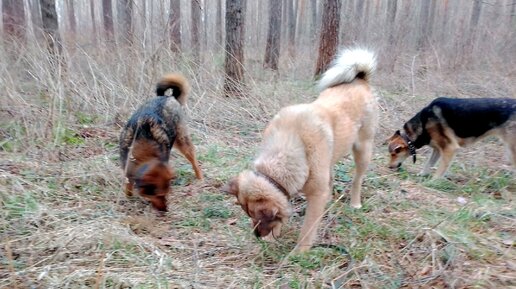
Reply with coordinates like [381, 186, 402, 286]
[296, 192, 330, 252]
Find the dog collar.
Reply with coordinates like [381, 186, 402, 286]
[253, 171, 290, 200]
[401, 133, 417, 163]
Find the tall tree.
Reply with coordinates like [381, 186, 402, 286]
[264, 0, 282, 70]
[90, 0, 97, 45]
[169, 0, 182, 52]
[310, 0, 317, 40]
[117, 0, 133, 45]
[2, 0, 26, 40]
[223, 0, 246, 96]
[295, 0, 306, 45]
[216, 0, 223, 45]
[314, 0, 341, 77]
[387, 0, 397, 46]
[66, 0, 77, 35]
[286, 0, 296, 55]
[191, 0, 201, 59]
[416, 0, 435, 50]
[40, 0, 61, 54]
[102, 0, 115, 40]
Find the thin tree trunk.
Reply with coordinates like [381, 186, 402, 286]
[40, 0, 61, 55]
[191, 0, 201, 59]
[169, 0, 182, 52]
[67, 0, 76, 35]
[314, 0, 341, 77]
[102, 0, 114, 41]
[223, 0, 246, 97]
[354, 0, 364, 41]
[264, 0, 282, 70]
[29, 0, 43, 39]
[216, 0, 222, 45]
[90, 0, 97, 45]
[287, 0, 295, 56]
[295, 0, 305, 46]
[310, 0, 317, 41]
[416, 0, 431, 50]
[118, 0, 133, 45]
[2, 0, 26, 41]
[387, 0, 397, 46]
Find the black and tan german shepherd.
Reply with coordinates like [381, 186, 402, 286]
[387, 97, 515, 178]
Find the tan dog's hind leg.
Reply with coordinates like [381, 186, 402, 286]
[350, 138, 374, 208]
[174, 135, 204, 180]
[433, 147, 456, 179]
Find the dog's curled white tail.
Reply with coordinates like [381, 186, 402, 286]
[317, 48, 376, 91]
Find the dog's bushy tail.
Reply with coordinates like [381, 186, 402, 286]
[156, 73, 190, 105]
[317, 48, 376, 91]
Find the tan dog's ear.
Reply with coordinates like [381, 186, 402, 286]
[221, 177, 239, 196]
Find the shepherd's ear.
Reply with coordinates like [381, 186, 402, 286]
[383, 130, 400, 145]
[395, 130, 401, 136]
[221, 177, 239, 196]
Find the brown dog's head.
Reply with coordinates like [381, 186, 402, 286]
[223, 171, 291, 238]
[134, 160, 175, 211]
[386, 130, 411, 169]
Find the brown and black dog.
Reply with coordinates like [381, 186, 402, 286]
[387, 97, 516, 178]
[223, 48, 378, 252]
[119, 74, 203, 211]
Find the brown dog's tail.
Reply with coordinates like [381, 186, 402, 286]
[317, 48, 376, 91]
[156, 73, 190, 105]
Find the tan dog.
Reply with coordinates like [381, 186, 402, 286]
[223, 48, 378, 252]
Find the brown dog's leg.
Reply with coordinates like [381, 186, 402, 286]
[174, 134, 203, 180]
[174, 126, 203, 180]
[125, 179, 134, 197]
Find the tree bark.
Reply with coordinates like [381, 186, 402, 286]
[387, 0, 397, 46]
[314, 0, 341, 77]
[102, 0, 114, 40]
[169, 0, 182, 52]
[264, 0, 282, 70]
[2, 0, 26, 41]
[223, 0, 246, 97]
[191, 0, 201, 59]
[40, 0, 61, 55]
[117, 0, 133, 45]
[310, 0, 317, 40]
[90, 0, 97, 45]
[216, 0, 223, 45]
[286, 0, 296, 56]
[66, 0, 76, 35]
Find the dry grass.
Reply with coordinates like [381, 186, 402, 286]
[0, 40, 515, 289]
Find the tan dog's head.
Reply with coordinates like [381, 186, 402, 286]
[386, 130, 411, 169]
[134, 160, 175, 211]
[223, 171, 291, 238]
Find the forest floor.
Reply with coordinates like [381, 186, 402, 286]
[1, 48, 515, 288]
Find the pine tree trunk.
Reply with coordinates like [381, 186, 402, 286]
[40, 0, 61, 55]
[191, 0, 201, 59]
[314, 0, 341, 77]
[216, 0, 222, 45]
[67, 0, 76, 35]
[102, 0, 114, 40]
[264, 0, 282, 70]
[169, 0, 182, 52]
[117, 0, 133, 45]
[2, 0, 26, 41]
[223, 0, 246, 97]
